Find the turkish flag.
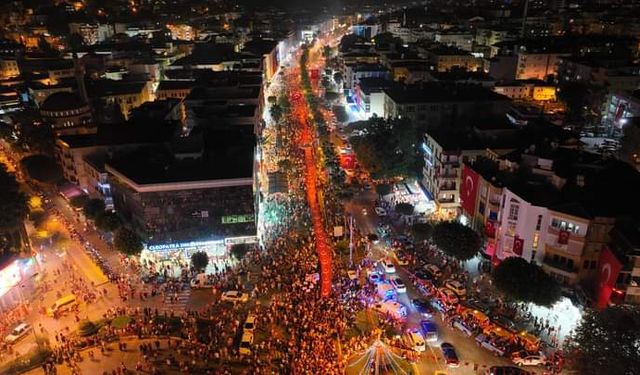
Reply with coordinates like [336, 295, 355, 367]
[512, 236, 524, 256]
[485, 220, 496, 238]
[558, 230, 570, 245]
[340, 153, 355, 170]
[460, 165, 480, 215]
[596, 246, 623, 309]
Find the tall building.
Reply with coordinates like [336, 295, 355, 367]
[106, 128, 257, 260]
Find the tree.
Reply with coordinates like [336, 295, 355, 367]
[395, 203, 414, 216]
[190, 251, 209, 272]
[333, 72, 343, 86]
[375, 184, 392, 197]
[95, 212, 121, 232]
[68, 33, 85, 51]
[83, 199, 106, 220]
[277, 159, 294, 172]
[324, 91, 339, 102]
[230, 243, 251, 261]
[113, 228, 143, 256]
[619, 118, 640, 167]
[20, 155, 62, 183]
[411, 222, 433, 243]
[335, 239, 349, 254]
[78, 320, 98, 337]
[350, 117, 422, 179]
[69, 195, 89, 209]
[566, 305, 640, 375]
[270, 103, 283, 125]
[492, 257, 561, 306]
[322, 45, 333, 59]
[0, 164, 27, 228]
[432, 221, 481, 261]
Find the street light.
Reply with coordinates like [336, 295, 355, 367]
[14, 272, 42, 349]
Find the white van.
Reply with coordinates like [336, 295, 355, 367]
[372, 301, 407, 321]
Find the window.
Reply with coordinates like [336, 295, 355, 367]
[536, 215, 543, 230]
[532, 233, 539, 249]
[478, 201, 485, 215]
[508, 204, 519, 221]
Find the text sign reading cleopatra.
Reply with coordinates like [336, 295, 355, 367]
[147, 239, 224, 251]
[221, 214, 255, 224]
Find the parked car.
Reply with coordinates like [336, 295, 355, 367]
[382, 259, 396, 274]
[475, 334, 506, 357]
[372, 301, 407, 321]
[221, 291, 249, 304]
[347, 269, 358, 280]
[424, 264, 442, 279]
[444, 280, 467, 298]
[395, 252, 409, 266]
[405, 329, 426, 352]
[389, 276, 406, 293]
[374, 207, 387, 216]
[485, 366, 534, 375]
[412, 299, 433, 318]
[441, 343, 460, 367]
[368, 271, 383, 284]
[5, 323, 31, 344]
[438, 287, 459, 305]
[420, 319, 438, 342]
[511, 351, 547, 366]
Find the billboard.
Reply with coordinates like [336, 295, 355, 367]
[460, 165, 480, 215]
[596, 246, 623, 309]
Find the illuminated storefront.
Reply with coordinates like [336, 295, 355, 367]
[140, 236, 258, 276]
[0, 257, 38, 312]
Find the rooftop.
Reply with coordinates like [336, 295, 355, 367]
[384, 82, 508, 104]
[106, 128, 254, 185]
[57, 121, 175, 148]
[87, 79, 147, 98]
[41, 92, 86, 111]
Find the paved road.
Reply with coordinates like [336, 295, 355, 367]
[345, 191, 551, 375]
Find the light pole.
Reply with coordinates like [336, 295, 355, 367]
[14, 272, 42, 349]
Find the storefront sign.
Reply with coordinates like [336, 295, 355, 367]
[224, 236, 258, 246]
[221, 215, 255, 224]
[147, 239, 224, 251]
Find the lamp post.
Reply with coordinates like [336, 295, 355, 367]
[14, 272, 41, 349]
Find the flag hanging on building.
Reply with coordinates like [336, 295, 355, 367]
[460, 165, 480, 215]
[485, 220, 496, 238]
[558, 230, 570, 245]
[513, 236, 524, 256]
[596, 246, 623, 309]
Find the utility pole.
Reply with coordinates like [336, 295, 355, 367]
[348, 215, 354, 267]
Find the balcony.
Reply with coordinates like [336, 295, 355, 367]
[542, 256, 578, 275]
[438, 171, 458, 179]
[437, 197, 456, 204]
[439, 183, 457, 191]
